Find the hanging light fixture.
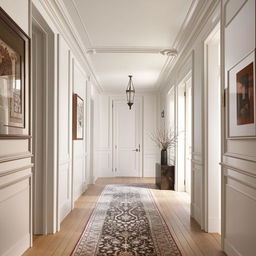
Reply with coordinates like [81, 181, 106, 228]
[126, 75, 135, 110]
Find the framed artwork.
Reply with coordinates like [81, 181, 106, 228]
[228, 51, 255, 137]
[73, 94, 84, 140]
[0, 8, 30, 138]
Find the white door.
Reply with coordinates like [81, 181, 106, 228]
[185, 80, 192, 194]
[113, 99, 142, 177]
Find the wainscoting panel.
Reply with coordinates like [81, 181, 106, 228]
[95, 150, 113, 177]
[73, 155, 86, 201]
[144, 153, 158, 177]
[223, 167, 256, 256]
[58, 162, 72, 222]
[191, 152, 203, 225]
[0, 167, 32, 256]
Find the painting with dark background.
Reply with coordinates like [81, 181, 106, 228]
[236, 62, 254, 125]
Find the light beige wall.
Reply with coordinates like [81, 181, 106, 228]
[160, 2, 221, 226]
[0, 1, 32, 256]
[0, 0, 30, 34]
[221, 0, 256, 255]
[94, 93, 158, 178]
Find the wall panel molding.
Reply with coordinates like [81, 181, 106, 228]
[224, 0, 248, 27]
[0, 164, 34, 178]
[0, 152, 33, 163]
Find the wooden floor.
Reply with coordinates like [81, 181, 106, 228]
[23, 178, 225, 256]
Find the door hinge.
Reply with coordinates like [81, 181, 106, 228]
[184, 91, 186, 97]
[115, 168, 117, 172]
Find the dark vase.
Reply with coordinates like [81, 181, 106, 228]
[161, 149, 167, 165]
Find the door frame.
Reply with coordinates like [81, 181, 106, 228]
[176, 72, 192, 192]
[203, 22, 221, 233]
[185, 78, 192, 194]
[112, 96, 143, 177]
[32, 4, 57, 234]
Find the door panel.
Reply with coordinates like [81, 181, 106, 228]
[113, 100, 142, 177]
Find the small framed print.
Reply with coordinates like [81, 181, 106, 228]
[73, 94, 84, 140]
[228, 50, 255, 138]
[0, 8, 30, 138]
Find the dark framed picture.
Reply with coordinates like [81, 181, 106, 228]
[236, 62, 254, 125]
[73, 94, 84, 140]
[228, 51, 256, 137]
[0, 8, 30, 138]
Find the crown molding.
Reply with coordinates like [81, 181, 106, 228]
[58, 0, 200, 92]
[38, 0, 219, 94]
[69, 0, 93, 48]
[154, 0, 201, 90]
[86, 47, 169, 54]
[37, 0, 103, 93]
[158, 0, 221, 92]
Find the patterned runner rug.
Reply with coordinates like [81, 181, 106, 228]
[72, 184, 182, 256]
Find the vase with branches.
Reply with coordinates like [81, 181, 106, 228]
[150, 128, 177, 165]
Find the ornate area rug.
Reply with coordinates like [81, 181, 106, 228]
[72, 184, 182, 256]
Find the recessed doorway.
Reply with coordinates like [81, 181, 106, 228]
[177, 75, 192, 194]
[204, 23, 221, 234]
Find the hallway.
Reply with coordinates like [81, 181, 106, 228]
[24, 178, 224, 256]
[0, 0, 255, 255]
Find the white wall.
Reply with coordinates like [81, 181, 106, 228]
[160, 2, 221, 227]
[72, 60, 88, 201]
[0, 0, 30, 34]
[94, 93, 158, 179]
[31, 0, 97, 232]
[0, 1, 33, 256]
[221, 0, 256, 255]
[143, 94, 159, 177]
[57, 35, 72, 223]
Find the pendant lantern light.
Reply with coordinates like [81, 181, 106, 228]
[126, 75, 135, 110]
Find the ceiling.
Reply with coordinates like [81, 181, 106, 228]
[62, 0, 195, 92]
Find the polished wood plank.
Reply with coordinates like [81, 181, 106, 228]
[23, 178, 225, 256]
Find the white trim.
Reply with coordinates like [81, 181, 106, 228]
[32, 5, 58, 235]
[34, 0, 103, 93]
[159, 1, 220, 91]
[203, 22, 221, 233]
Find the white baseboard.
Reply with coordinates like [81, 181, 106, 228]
[224, 238, 242, 256]
[2, 234, 30, 256]
[93, 176, 98, 184]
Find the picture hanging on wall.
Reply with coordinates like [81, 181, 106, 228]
[228, 50, 255, 137]
[73, 93, 84, 140]
[0, 8, 30, 138]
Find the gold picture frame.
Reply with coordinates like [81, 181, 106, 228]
[73, 93, 84, 140]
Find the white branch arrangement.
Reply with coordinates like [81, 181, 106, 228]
[150, 128, 177, 150]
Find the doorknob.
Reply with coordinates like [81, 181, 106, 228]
[132, 144, 140, 152]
